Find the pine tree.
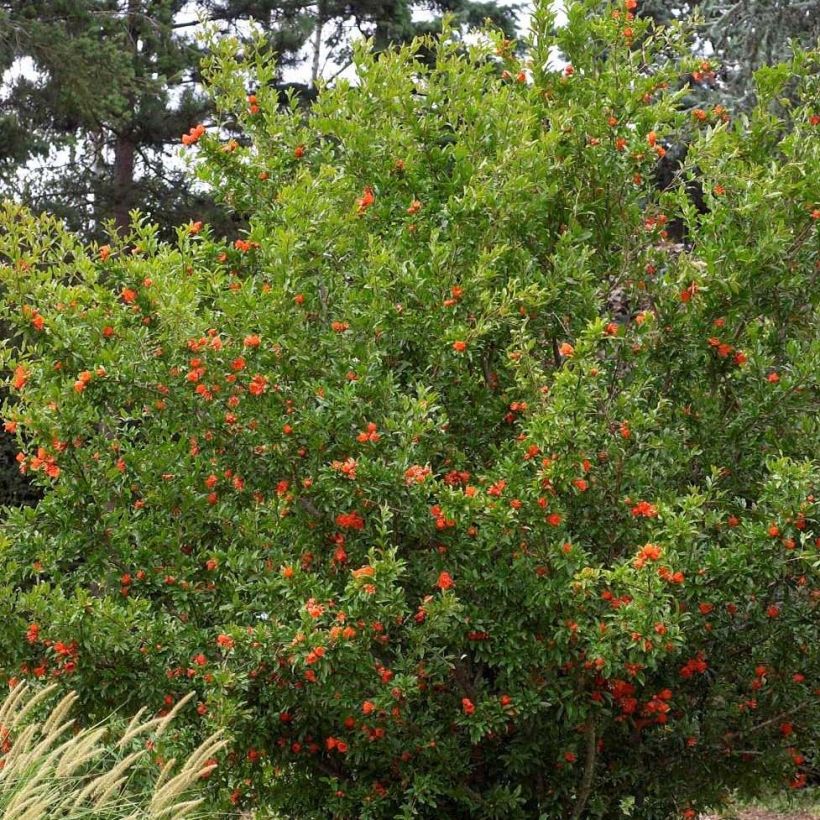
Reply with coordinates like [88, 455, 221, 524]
[0, 1, 216, 238]
[0, 0, 518, 240]
[638, 0, 820, 107]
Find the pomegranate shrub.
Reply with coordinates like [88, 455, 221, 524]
[1, 2, 818, 816]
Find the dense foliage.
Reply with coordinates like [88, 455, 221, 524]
[0, 0, 516, 507]
[1, 3, 818, 816]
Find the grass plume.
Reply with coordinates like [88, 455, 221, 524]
[0, 682, 226, 819]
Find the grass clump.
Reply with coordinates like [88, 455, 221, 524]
[0, 683, 226, 819]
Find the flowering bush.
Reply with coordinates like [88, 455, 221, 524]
[1, 2, 818, 816]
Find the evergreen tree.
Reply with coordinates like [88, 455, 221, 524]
[0, 0, 518, 241]
[0, 1, 220, 238]
[638, 0, 820, 107]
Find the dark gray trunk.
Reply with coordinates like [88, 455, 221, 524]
[111, 0, 140, 235]
[112, 134, 135, 235]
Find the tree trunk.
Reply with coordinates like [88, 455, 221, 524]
[112, 134, 135, 235]
[110, 0, 140, 236]
[311, 0, 325, 84]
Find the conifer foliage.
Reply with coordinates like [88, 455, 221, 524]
[0, 0, 517, 240]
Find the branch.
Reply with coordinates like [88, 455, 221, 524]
[299, 496, 322, 518]
[743, 701, 811, 737]
[569, 718, 597, 820]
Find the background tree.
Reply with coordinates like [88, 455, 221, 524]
[637, 0, 820, 107]
[0, 1, 213, 237]
[0, 0, 518, 241]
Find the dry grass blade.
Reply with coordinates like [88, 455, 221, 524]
[116, 706, 149, 749]
[149, 733, 227, 815]
[0, 724, 41, 784]
[0, 683, 35, 728]
[6, 684, 59, 730]
[0, 684, 226, 819]
[40, 691, 78, 737]
[54, 726, 108, 777]
[151, 797, 206, 818]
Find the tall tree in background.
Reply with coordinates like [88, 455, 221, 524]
[638, 0, 820, 107]
[0, 0, 518, 241]
[0, 1, 211, 237]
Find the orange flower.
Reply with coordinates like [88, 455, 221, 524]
[336, 511, 365, 530]
[73, 370, 93, 393]
[11, 365, 28, 390]
[452, 340, 467, 353]
[680, 282, 698, 302]
[487, 479, 506, 497]
[357, 186, 375, 214]
[631, 500, 658, 518]
[216, 634, 235, 649]
[357, 422, 380, 443]
[404, 464, 431, 485]
[436, 571, 454, 590]
[248, 374, 269, 395]
[305, 598, 325, 618]
[633, 543, 662, 568]
[181, 123, 205, 145]
[658, 566, 684, 584]
[332, 457, 358, 479]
